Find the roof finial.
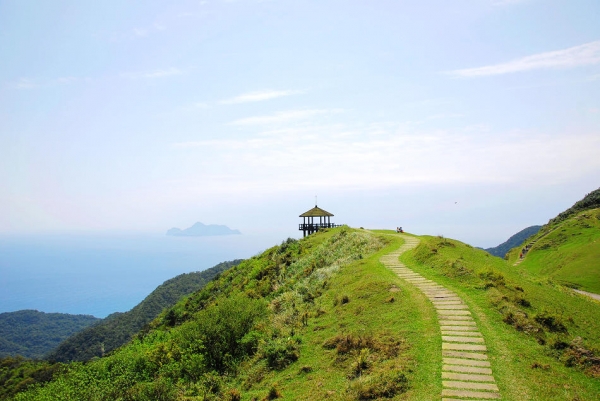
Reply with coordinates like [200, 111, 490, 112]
[315, 195, 317, 207]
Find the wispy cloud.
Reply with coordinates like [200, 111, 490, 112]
[219, 89, 303, 105]
[10, 76, 84, 90]
[133, 28, 149, 37]
[12, 78, 37, 89]
[449, 41, 600, 77]
[120, 67, 184, 79]
[170, 125, 600, 194]
[230, 109, 341, 125]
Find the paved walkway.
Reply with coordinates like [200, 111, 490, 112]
[573, 288, 600, 301]
[381, 234, 502, 400]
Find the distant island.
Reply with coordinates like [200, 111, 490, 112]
[166, 222, 241, 237]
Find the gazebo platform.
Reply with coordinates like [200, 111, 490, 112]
[299, 205, 341, 237]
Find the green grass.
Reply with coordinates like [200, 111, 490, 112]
[10, 224, 600, 400]
[11, 228, 442, 401]
[236, 230, 441, 400]
[402, 234, 600, 400]
[507, 208, 600, 293]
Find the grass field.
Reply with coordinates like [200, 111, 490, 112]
[507, 208, 600, 294]
[402, 233, 600, 400]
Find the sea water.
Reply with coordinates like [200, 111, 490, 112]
[0, 232, 287, 318]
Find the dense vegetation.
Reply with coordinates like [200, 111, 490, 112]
[484, 225, 541, 258]
[0, 311, 99, 360]
[404, 234, 600, 400]
[9, 228, 440, 400]
[549, 187, 600, 225]
[47, 260, 241, 362]
[0, 357, 67, 400]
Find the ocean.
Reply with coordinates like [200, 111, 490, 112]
[0, 232, 286, 318]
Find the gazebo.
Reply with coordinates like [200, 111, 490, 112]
[299, 205, 339, 237]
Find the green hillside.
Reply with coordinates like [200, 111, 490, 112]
[0, 311, 99, 360]
[6, 226, 600, 400]
[403, 235, 600, 400]
[47, 260, 242, 362]
[7, 229, 443, 400]
[505, 188, 600, 294]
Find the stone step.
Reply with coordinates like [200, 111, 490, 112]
[441, 325, 479, 331]
[442, 389, 501, 399]
[425, 292, 456, 297]
[437, 315, 474, 321]
[443, 351, 489, 360]
[437, 310, 471, 316]
[442, 372, 495, 382]
[435, 304, 470, 310]
[443, 364, 493, 375]
[443, 380, 499, 391]
[432, 301, 464, 305]
[442, 331, 483, 337]
[440, 318, 477, 324]
[443, 336, 485, 343]
[443, 343, 487, 351]
[443, 357, 491, 367]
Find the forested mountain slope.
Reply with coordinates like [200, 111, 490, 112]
[0, 311, 98, 359]
[47, 259, 241, 362]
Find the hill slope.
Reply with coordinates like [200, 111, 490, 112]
[505, 187, 600, 294]
[403, 234, 600, 400]
[0, 311, 98, 359]
[485, 225, 542, 258]
[8, 227, 600, 400]
[47, 259, 241, 362]
[10, 229, 445, 400]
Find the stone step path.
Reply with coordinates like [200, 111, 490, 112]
[381, 234, 501, 400]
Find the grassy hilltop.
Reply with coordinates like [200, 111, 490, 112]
[505, 188, 600, 294]
[4, 189, 600, 400]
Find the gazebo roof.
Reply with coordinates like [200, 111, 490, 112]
[299, 206, 334, 217]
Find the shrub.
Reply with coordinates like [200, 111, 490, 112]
[192, 294, 267, 372]
[261, 337, 300, 370]
[346, 371, 408, 399]
[535, 312, 568, 333]
[264, 384, 282, 400]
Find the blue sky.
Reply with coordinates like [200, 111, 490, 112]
[1, 0, 599, 247]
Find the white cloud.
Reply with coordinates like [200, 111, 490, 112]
[121, 67, 184, 79]
[449, 41, 600, 77]
[219, 89, 303, 104]
[230, 109, 342, 125]
[10, 76, 85, 89]
[133, 28, 148, 37]
[12, 78, 37, 89]
[170, 123, 600, 196]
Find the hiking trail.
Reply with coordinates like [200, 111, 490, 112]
[381, 234, 502, 400]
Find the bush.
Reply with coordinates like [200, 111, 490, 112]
[535, 312, 568, 333]
[346, 371, 408, 400]
[191, 294, 267, 372]
[262, 337, 300, 370]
